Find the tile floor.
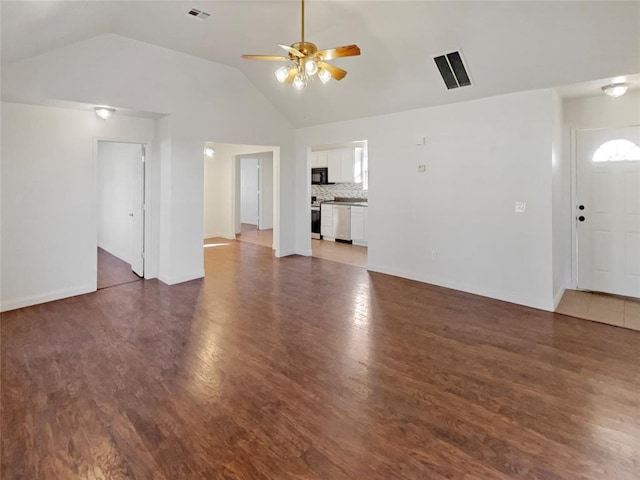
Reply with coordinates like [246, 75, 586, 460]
[310, 238, 367, 268]
[556, 289, 640, 331]
[233, 224, 368, 268]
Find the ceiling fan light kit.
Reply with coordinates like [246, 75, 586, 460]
[242, 0, 360, 91]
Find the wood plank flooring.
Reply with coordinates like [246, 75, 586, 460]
[2, 239, 639, 479]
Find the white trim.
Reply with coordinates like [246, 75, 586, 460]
[296, 249, 312, 256]
[570, 127, 578, 289]
[158, 269, 204, 285]
[1, 284, 96, 313]
[367, 263, 554, 312]
[276, 249, 296, 258]
[204, 233, 235, 240]
[553, 286, 566, 310]
[98, 242, 132, 265]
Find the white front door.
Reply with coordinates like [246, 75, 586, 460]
[576, 126, 640, 298]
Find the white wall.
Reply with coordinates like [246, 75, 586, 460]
[551, 90, 568, 307]
[562, 90, 640, 289]
[564, 90, 640, 129]
[296, 89, 557, 311]
[98, 141, 141, 263]
[1, 103, 154, 312]
[259, 153, 274, 230]
[240, 158, 259, 225]
[2, 33, 294, 304]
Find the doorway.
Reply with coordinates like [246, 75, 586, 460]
[203, 143, 280, 255]
[575, 126, 640, 298]
[236, 152, 274, 247]
[308, 140, 369, 268]
[96, 140, 146, 289]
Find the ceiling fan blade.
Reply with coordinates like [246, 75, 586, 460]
[316, 44, 361, 61]
[284, 67, 299, 84]
[241, 55, 289, 61]
[317, 62, 347, 81]
[278, 44, 305, 58]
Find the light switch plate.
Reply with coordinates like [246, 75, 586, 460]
[414, 135, 425, 145]
[417, 164, 426, 172]
[515, 201, 526, 213]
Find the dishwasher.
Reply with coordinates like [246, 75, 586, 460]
[333, 205, 352, 243]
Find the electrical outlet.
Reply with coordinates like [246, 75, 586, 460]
[417, 164, 426, 173]
[431, 250, 438, 260]
[515, 201, 526, 213]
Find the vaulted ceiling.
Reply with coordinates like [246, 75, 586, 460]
[2, 1, 639, 127]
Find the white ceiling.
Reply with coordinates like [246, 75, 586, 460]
[2, 1, 639, 127]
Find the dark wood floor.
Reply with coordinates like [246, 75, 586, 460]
[97, 247, 141, 290]
[2, 240, 639, 479]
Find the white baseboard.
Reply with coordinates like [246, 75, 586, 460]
[553, 286, 567, 310]
[367, 263, 554, 312]
[276, 250, 296, 258]
[1, 284, 96, 313]
[98, 243, 131, 264]
[204, 233, 235, 240]
[158, 269, 205, 286]
[295, 249, 312, 256]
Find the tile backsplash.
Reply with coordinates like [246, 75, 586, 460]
[312, 183, 367, 202]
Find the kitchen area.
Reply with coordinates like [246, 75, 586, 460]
[311, 141, 368, 267]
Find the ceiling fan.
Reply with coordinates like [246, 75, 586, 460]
[241, 0, 361, 91]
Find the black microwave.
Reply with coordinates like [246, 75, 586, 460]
[312, 167, 332, 185]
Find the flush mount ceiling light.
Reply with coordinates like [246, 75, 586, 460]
[204, 145, 215, 158]
[241, 0, 360, 91]
[94, 107, 115, 120]
[601, 82, 630, 98]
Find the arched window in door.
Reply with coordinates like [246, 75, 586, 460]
[592, 139, 640, 162]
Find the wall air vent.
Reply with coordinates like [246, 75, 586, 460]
[187, 8, 211, 20]
[433, 51, 472, 90]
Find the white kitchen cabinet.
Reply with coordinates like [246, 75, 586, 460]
[327, 150, 342, 183]
[311, 146, 367, 184]
[340, 149, 355, 183]
[320, 203, 334, 240]
[311, 150, 328, 168]
[351, 206, 367, 246]
[320, 147, 366, 184]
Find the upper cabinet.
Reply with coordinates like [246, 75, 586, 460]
[311, 150, 328, 168]
[327, 150, 342, 182]
[314, 147, 364, 184]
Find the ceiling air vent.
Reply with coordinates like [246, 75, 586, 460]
[187, 8, 211, 20]
[433, 51, 472, 90]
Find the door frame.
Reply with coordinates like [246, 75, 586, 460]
[94, 137, 151, 281]
[570, 124, 640, 292]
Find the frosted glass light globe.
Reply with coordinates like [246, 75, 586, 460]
[318, 68, 331, 84]
[305, 59, 318, 76]
[275, 66, 289, 83]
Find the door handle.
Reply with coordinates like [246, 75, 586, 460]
[578, 215, 585, 222]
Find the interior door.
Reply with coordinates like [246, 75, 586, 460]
[130, 144, 145, 277]
[576, 126, 640, 298]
